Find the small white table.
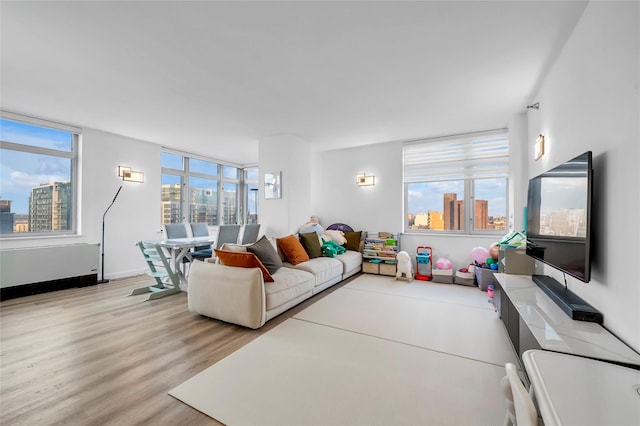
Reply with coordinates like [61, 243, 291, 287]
[522, 349, 640, 426]
[159, 236, 215, 288]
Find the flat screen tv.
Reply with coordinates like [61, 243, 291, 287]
[526, 151, 593, 283]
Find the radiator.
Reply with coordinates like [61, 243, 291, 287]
[0, 243, 99, 288]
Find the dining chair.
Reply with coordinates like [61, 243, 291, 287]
[502, 363, 539, 426]
[215, 225, 241, 249]
[164, 223, 188, 239]
[240, 223, 261, 245]
[189, 223, 213, 260]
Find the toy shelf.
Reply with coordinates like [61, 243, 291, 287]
[362, 232, 398, 276]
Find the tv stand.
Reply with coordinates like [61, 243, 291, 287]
[532, 275, 603, 324]
[493, 274, 640, 369]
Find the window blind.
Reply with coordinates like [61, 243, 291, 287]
[403, 130, 509, 182]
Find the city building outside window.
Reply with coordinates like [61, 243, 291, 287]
[403, 130, 509, 234]
[161, 150, 246, 226]
[0, 112, 79, 237]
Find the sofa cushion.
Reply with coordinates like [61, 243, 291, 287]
[285, 257, 343, 287]
[265, 267, 315, 311]
[214, 249, 274, 282]
[335, 250, 363, 274]
[343, 231, 362, 251]
[246, 235, 283, 274]
[299, 232, 322, 259]
[276, 234, 310, 265]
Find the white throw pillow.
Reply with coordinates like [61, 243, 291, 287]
[323, 230, 347, 245]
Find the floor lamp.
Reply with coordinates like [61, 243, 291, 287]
[98, 185, 122, 284]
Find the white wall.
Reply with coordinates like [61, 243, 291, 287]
[1, 128, 162, 281]
[310, 140, 501, 269]
[526, 1, 639, 351]
[259, 134, 311, 237]
[310, 141, 402, 233]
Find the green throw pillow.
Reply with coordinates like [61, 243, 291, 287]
[343, 231, 362, 251]
[247, 235, 283, 274]
[299, 232, 323, 259]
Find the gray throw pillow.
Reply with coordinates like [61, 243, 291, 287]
[247, 235, 283, 274]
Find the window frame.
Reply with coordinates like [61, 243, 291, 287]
[243, 166, 259, 225]
[0, 111, 80, 238]
[161, 148, 245, 226]
[403, 129, 509, 236]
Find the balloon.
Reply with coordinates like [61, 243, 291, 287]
[435, 258, 452, 270]
[470, 247, 490, 264]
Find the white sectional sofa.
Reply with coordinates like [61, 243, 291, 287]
[187, 235, 362, 329]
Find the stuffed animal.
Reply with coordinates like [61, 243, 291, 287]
[321, 239, 346, 258]
[300, 216, 324, 236]
[395, 250, 413, 282]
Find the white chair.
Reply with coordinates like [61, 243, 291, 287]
[502, 363, 539, 426]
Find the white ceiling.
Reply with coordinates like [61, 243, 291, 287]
[1, 1, 587, 165]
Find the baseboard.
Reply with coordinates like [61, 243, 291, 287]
[0, 274, 98, 301]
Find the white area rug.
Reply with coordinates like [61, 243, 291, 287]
[170, 274, 517, 425]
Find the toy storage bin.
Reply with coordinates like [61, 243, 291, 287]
[363, 261, 379, 274]
[432, 269, 454, 284]
[454, 266, 476, 286]
[379, 262, 396, 276]
[475, 267, 498, 291]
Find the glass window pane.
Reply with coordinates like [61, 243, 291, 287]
[161, 152, 183, 170]
[222, 165, 238, 180]
[0, 149, 72, 234]
[161, 174, 182, 224]
[246, 183, 259, 224]
[407, 181, 464, 231]
[222, 182, 237, 224]
[190, 158, 218, 176]
[244, 167, 258, 181]
[189, 176, 217, 225]
[1, 118, 73, 152]
[474, 178, 507, 231]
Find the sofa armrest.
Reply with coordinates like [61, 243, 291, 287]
[187, 261, 266, 329]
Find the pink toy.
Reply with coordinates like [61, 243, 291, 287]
[435, 258, 452, 270]
[470, 246, 490, 264]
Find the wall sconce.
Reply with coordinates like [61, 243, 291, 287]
[118, 166, 144, 183]
[356, 173, 375, 187]
[534, 134, 545, 161]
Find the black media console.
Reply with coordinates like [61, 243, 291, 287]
[531, 275, 603, 324]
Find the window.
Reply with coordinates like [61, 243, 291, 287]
[161, 150, 243, 226]
[403, 130, 509, 234]
[0, 112, 80, 237]
[244, 167, 259, 224]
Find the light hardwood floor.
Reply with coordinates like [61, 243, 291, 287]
[0, 274, 354, 425]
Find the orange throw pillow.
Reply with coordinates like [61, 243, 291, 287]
[276, 234, 310, 266]
[214, 249, 274, 282]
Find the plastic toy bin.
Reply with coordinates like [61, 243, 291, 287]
[475, 267, 498, 291]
